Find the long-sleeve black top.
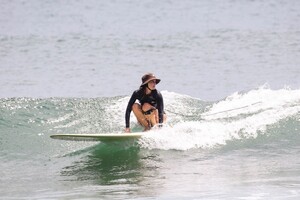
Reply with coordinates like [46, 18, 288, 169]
[125, 88, 164, 128]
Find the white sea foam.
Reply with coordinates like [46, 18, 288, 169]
[138, 87, 300, 150]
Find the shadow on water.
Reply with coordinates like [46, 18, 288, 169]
[60, 141, 162, 187]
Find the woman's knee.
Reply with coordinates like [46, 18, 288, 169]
[132, 103, 141, 112]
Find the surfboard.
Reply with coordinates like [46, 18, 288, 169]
[50, 133, 144, 142]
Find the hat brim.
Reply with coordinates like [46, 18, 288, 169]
[141, 78, 161, 87]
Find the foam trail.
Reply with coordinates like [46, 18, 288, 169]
[137, 87, 300, 150]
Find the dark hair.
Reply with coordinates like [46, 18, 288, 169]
[139, 84, 147, 94]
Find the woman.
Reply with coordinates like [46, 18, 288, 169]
[125, 73, 166, 133]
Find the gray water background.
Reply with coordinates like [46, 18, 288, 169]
[1, 0, 299, 100]
[1, 1, 300, 200]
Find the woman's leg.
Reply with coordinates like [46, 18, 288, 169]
[142, 103, 158, 127]
[134, 103, 167, 130]
[142, 103, 167, 127]
[145, 109, 159, 127]
[132, 103, 150, 130]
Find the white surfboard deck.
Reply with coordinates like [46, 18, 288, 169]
[50, 133, 144, 142]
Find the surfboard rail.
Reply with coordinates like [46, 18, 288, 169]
[50, 133, 143, 142]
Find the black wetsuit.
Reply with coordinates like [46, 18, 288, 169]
[125, 88, 164, 128]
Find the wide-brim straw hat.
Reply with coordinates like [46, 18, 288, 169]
[140, 73, 161, 87]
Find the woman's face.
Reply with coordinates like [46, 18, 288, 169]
[147, 80, 156, 90]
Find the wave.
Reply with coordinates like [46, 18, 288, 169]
[1, 86, 300, 153]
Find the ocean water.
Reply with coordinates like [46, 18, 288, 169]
[1, 0, 300, 199]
